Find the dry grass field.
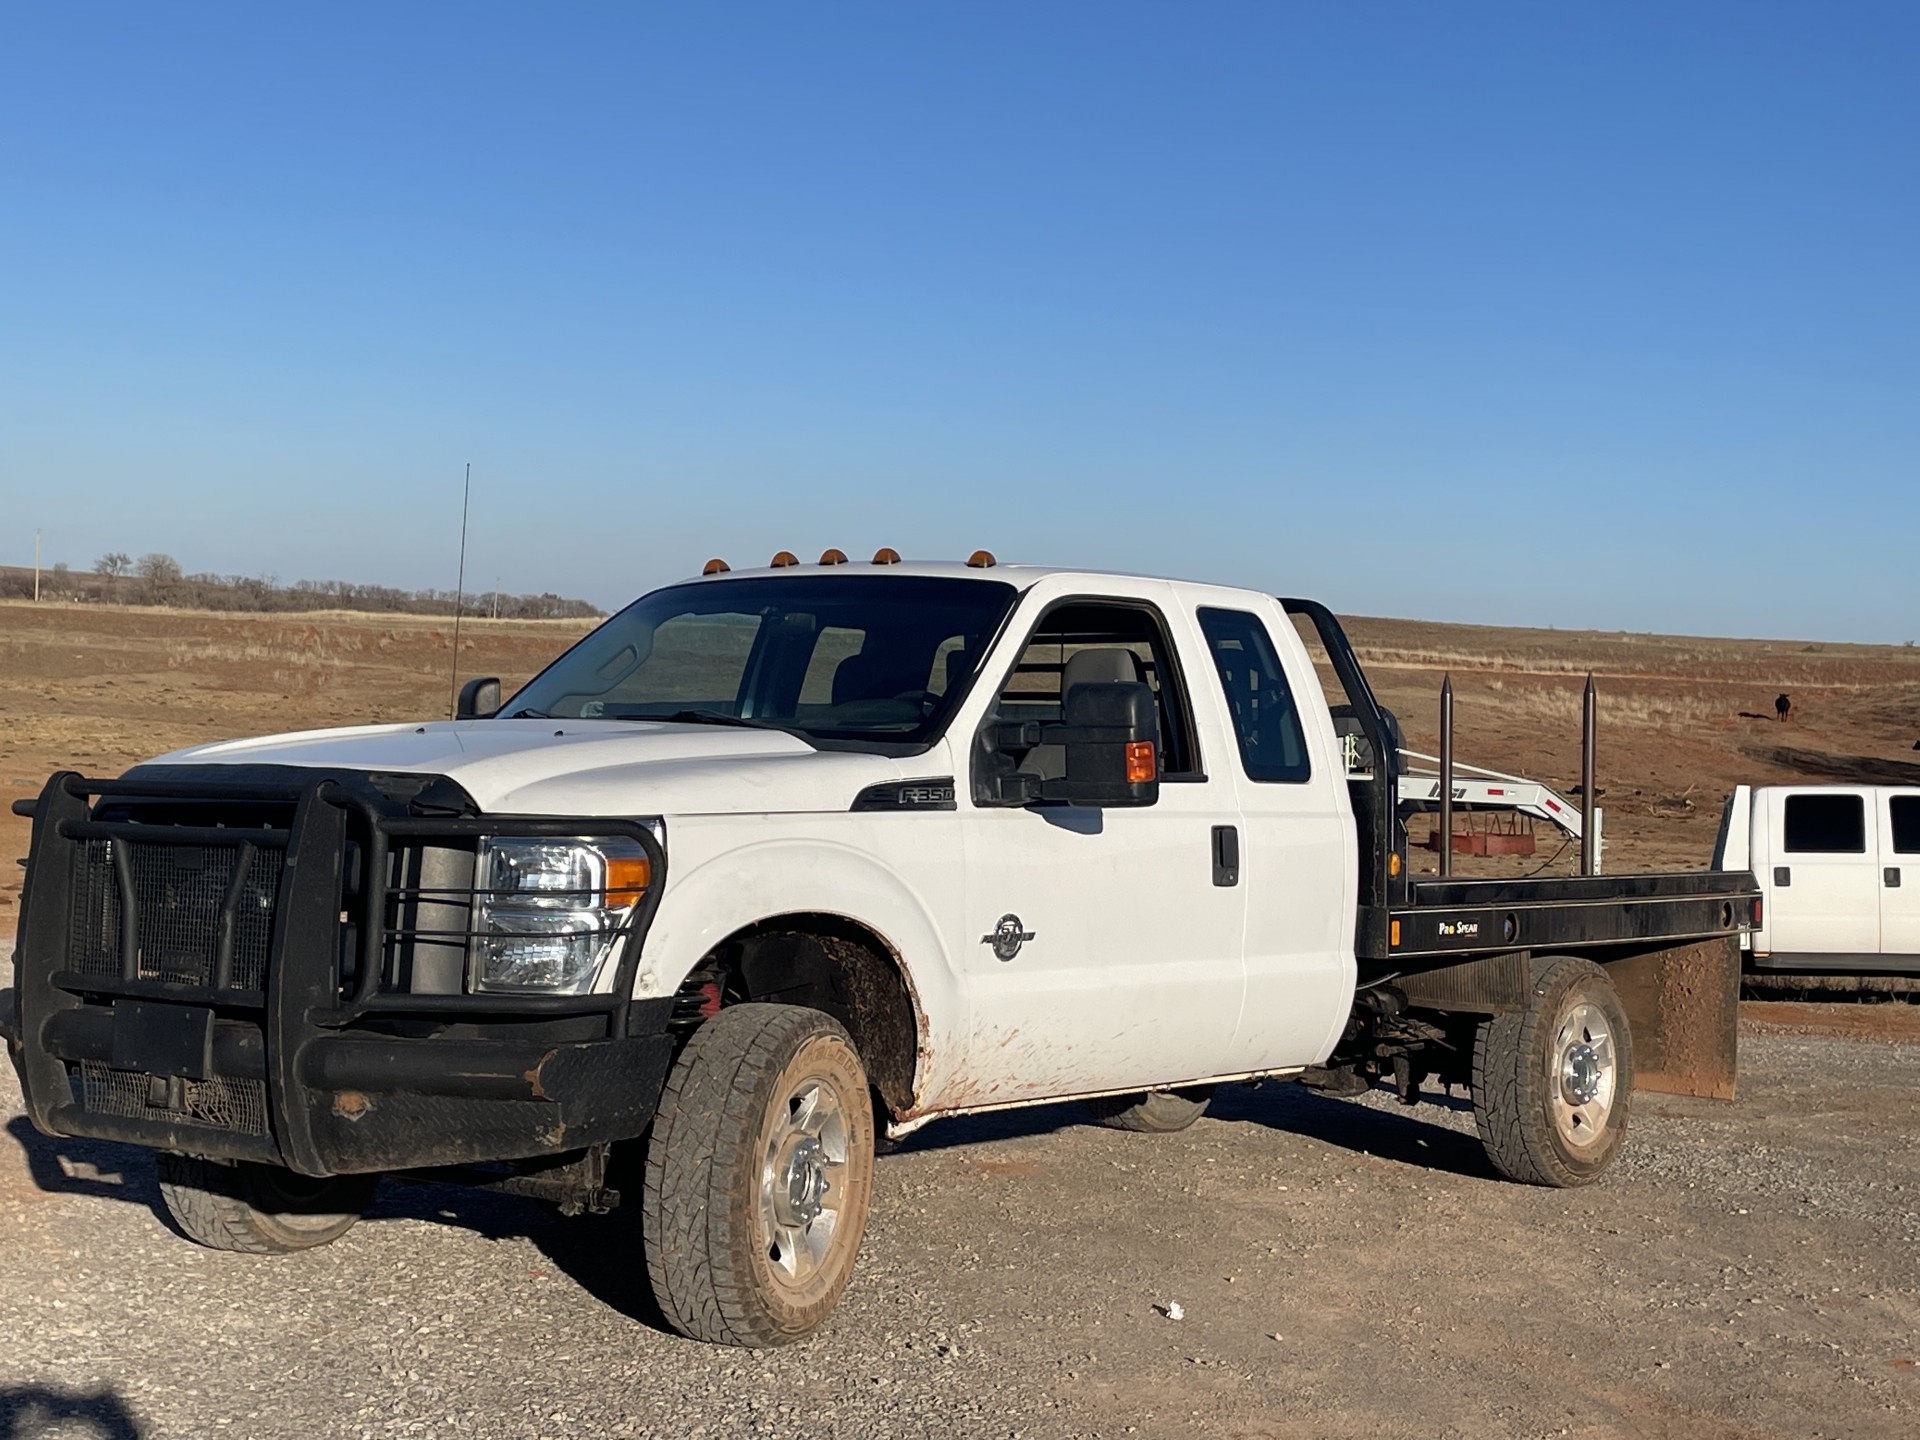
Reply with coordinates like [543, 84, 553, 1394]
[2, 597, 1919, 928]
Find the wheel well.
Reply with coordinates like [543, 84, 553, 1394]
[674, 914, 922, 1117]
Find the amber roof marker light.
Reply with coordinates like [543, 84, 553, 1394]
[819, 548, 849, 565]
[966, 549, 997, 569]
[871, 547, 902, 565]
[702, 558, 730, 575]
[770, 551, 800, 568]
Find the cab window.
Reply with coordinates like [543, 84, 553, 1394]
[991, 601, 1201, 777]
[1197, 608, 1311, 783]
[1782, 793, 1866, 854]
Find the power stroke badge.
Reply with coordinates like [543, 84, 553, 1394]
[982, 914, 1036, 962]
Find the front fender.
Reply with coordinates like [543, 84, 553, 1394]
[636, 831, 969, 1104]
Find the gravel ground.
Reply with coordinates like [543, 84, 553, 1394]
[2, 953, 1914, 1440]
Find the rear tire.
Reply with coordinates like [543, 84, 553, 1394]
[642, 1004, 875, 1347]
[155, 1154, 377, 1253]
[1084, 1086, 1214, 1133]
[1472, 956, 1632, 1187]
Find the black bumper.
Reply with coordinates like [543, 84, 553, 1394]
[7, 768, 674, 1177]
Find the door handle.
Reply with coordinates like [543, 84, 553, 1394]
[1212, 825, 1240, 888]
[1773, 866, 1791, 887]
[1887, 867, 1903, 888]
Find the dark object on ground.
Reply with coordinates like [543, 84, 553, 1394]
[1775, 694, 1791, 721]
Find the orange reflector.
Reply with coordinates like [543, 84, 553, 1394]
[819, 547, 848, 565]
[966, 549, 997, 568]
[605, 855, 652, 907]
[1390, 919, 1401, 948]
[872, 547, 901, 565]
[1125, 741, 1157, 784]
[702, 557, 730, 575]
[770, 551, 799, 567]
[1389, 850, 1401, 877]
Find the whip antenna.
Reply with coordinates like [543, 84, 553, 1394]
[448, 461, 471, 717]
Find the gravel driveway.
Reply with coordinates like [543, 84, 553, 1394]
[2, 948, 1914, 1440]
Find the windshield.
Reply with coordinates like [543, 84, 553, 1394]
[503, 574, 1020, 748]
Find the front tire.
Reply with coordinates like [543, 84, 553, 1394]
[642, 1004, 875, 1347]
[1472, 956, 1633, 1187]
[155, 1154, 377, 1253]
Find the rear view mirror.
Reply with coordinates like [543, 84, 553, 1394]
[456, 677, 502, 719]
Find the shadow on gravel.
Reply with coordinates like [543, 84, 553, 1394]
[4, 1117, 155, 1205]
[1208, 1083, 1500, 1180]
[0, 1385, 142, 1439]
[369, 1169, 681, 1335]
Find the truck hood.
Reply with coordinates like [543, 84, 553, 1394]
[141, 719, 918, 816]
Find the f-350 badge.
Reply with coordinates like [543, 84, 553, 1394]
[983, 914, 1036, 962]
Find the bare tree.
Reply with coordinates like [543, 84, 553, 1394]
[94, 552, 131, 578]
[136, 552, 183, 583]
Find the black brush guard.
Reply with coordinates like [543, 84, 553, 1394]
[6, 768, 675, 1177]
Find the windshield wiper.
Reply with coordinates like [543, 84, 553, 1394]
[629, 709, 791, 731]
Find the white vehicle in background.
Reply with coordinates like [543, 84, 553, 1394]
[1715, 784, 1920, 975]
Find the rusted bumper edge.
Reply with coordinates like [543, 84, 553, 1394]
[12, 995, 678, 1177]
[1607, 935, 1740, 1101]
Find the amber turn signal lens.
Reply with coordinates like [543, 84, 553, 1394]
[702, 558, 730, 575]
[1390, 919, 1401, 948]
[819, 548, 848, 565]
[966, 549, 997, 568]
[770, 551, 799, 567]
[605, 855, 652, 907]
[1124, 741, 1157, 784]
[872, 547, 901, 565]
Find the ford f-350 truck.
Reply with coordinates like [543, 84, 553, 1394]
[4, 555, 1759, 1346]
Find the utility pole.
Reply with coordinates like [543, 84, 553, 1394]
[448, 463, 472, 718]
[33, 530, 41, 602]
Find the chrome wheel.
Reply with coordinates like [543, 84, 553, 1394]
[1550, 1001, 1616, 1149]
[759, 1077, 850, 1286]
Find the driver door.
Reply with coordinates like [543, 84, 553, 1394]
[952, 595, 1247, 1106]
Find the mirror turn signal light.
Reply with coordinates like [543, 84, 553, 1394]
[1125, 741, 1157, 784]
[770, 551, 800, 567]
[605, 855, 653, 907]
[702, 558, 730, 575]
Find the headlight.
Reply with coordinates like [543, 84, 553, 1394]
[471, 836, 653, 995]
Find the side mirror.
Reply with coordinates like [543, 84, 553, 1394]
[971, 680, 1160, 808]
[456, 677, 502, 719]
[1046, 681, 1160, 807]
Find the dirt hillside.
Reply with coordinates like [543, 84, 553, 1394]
[3, 599, 1918, 926]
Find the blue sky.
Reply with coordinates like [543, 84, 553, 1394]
[2, 3, 1914, 640]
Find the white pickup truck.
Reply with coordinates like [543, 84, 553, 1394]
[1715, 783, 1920, 975]
[5, 556, 1758, 1345]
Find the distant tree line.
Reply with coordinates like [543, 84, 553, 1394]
[0, 552, 602, 620]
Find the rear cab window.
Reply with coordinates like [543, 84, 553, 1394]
[1889, 795, 1920, 854]
[1197, 608, 1311, 783]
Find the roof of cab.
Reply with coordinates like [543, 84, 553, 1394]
[672, 558, 1278, 609]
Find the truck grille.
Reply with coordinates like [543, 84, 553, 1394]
[67, 838, 284, 992]
[73, 1060, 270, 1136]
